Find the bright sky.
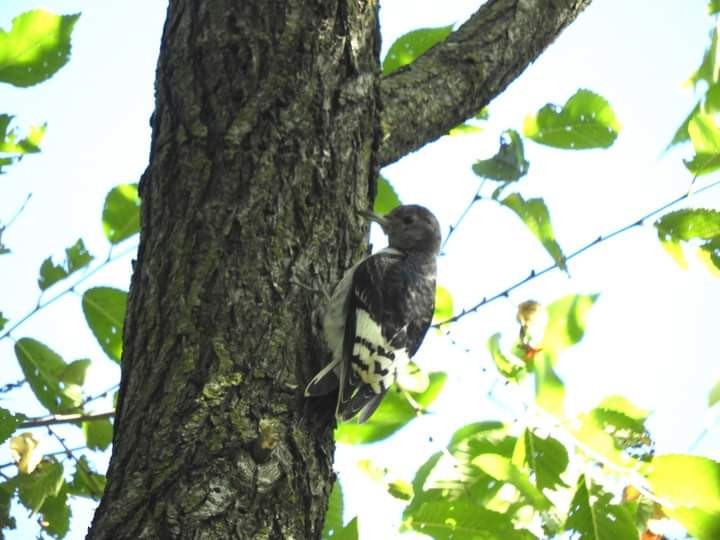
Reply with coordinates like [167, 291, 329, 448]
[1, 1, 719, 539]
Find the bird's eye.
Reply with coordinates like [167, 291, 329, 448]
[403, 215, 414, 225]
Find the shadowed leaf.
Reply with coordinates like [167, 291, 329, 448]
[473, 130, 529, 183]
[82, 287, 127, 363]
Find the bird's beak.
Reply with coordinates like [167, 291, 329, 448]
[357, 208, 390, 231]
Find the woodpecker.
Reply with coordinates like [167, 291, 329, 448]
[305, 205, 441, 423]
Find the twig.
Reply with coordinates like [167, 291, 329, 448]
[46, 426, 104, 498]
[0, 379, 25, 393]
[441, 181, 485, 254]
[434, 177, 720, 327]
[19, 410, 114, 429]
[2, 193, 32, 229]
[0, 241, 138, 341]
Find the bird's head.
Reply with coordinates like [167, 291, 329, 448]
[359, 204, 441, 256]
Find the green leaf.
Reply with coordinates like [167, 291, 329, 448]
[387, 479, 413, 501]
[542, 294, 598, 359]
[685, 113, 720, 176]
[396, 362, 430, 394]
[82, 287, 127, 363]
[67, 456, 105, 500]
[0, 10, 80, 87]
[83, 417, 113, 451]
[373, 176, 401, 215]
[405, 499, 536, 540]
[516, 429, 569, 491]
[0, 480, 16, 531]
[533, 353, 565, 416]
[472, 453, 552, 510]
[39, 484, 70, 538]
[102, 183, 140, 244]
[689, 26, 719, 88]
[472, 130, 529, 182]
[0, 311, 6, 331]
[17, 460, 64, 513]
[667, 102, 699, 149]
[65, 238, 93, 273]
[0, 114, 46, 173]
[60, 358, 91, 386]
[0, 407, 20, 445]
[37, 238, 94, 290]
[487, 333, 526, 382]
[14, 338, 82, 413]
[580, 402, 653, 463]
[565, 475, 637, 540]
[322, 481, 344, 539]
[710, 380, 720, 407]
[333, 516, 358, 540]
[710, 0, 720, 14]
[656, 209, 720, 272]
[523, 89, 621, 149]
[645, 454, 720, 540]
[502, 193, 566, 270]
[37, 257, 67, 291]
[433, 285, 453, 325]
[334, 372, 446, 444]
[382, 26, 453, 76]
[448, 123, 484, 136]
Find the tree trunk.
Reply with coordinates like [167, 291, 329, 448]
[88, 0, 592, 538]
[88, 1, 380, 538]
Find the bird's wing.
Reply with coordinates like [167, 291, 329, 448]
[336, 248, 435, 422]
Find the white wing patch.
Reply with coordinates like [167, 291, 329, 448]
[351, 309, 409, 394]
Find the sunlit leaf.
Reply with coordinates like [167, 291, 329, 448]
[581, 399, 653, 462]
[710, 0, 720, 14]
[472, 453, 552, 510]
[83, 417, 113, 451]
[0, 114, 46, 172]
[656, 209, 720, 272]
[396, 362, 430, 394]
[685, 113, 720, 175]
[10, 433, 43, 474]
[433, 285, 453, 325]
[689, 26, 719, 89]
[0, 10, 80, 87]
[67, 456, 105, 500]
[473, 130, 529, 182]
[388, 479, 413, 501]
[710, 380, 720, 407]
[37, 238, 94, 290]
[82, 287, 127, 363]
[533, 353, 565, 415]
[645, 454, 720, 540]
[565, 475, 637, 540]
[542, 294, 598, 360]
[405, 499, 536, 540]
[502, 193, 566, 270]
[39, 484, 70, 537]
[374, 176, 401, 215]
[333, 517, 358, 540]
[667, 102, 699, 149]
[17, 460, 64, 514]
[487, 333, 526, 382]
[382, 26, 452, 76]
[0, 407, 20, 445]
[448, 122, 484, 136]
[14, 338, 82, 413]
[515, 429, 569, 491]
[524, 90, 621, 149]
[659, 238, 688, 269]
[102, 183, 140, 244]
[335, 372, 446, 444]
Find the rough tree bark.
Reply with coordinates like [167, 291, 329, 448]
[88, 0, 591, 538]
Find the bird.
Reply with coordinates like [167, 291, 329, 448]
[305, 204, 441, 423]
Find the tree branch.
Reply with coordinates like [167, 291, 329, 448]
[19, 410, 115, 429]
[379, 0, 593, 166]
